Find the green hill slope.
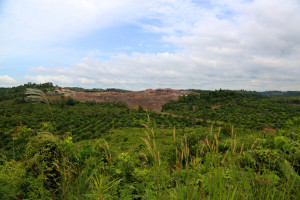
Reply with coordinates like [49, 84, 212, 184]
[162, 90, 300, 129]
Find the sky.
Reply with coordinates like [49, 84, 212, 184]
[0, 0, 300, 91]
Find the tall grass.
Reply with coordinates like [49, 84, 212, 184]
[25, 88, 55, 125]
[92, 173, 120, 200]
[141, 124, 161, 167]
[167, 125, 299, 200]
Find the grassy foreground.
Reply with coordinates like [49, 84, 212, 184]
[0, 119, 299, 199]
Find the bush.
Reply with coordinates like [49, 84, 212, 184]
[25, 132, 61, 196]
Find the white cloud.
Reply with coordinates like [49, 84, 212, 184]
[29, 49, 300, 90]
[0, 75, 17, 86]
[1, 0, 300, 90]
[0, 0, 155, 59]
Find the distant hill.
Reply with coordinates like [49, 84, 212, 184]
[64, 88, 193, 111]
[64, 87, 132, 93]
[260, 91, 300, 96]
[0, 82, 55, 101]
[162, 89, 300, 129]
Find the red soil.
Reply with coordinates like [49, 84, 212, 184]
[64, 88, 193, 111]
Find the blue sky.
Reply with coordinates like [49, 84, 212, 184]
[1, 0, 300, 90]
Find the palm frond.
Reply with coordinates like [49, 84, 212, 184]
[25, 88, 49, 105]
[25, 88, 55, 123]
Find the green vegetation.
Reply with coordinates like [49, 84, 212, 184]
[261, 91, 300, 97]
[0, 85, 299, 199]
[0, 82, 55, 101]
[162, 90, 300, 129]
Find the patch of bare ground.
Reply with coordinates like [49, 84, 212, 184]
[263, 128, 277, 133]
[64, 88, 193, 112]
[211, 105, 221, 110]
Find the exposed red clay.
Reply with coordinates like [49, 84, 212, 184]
[64, 88, 193, 111]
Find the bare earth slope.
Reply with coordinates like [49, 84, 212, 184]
[64, 88, 193, 111]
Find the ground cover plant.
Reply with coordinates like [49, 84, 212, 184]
[0, 84, 299, 199]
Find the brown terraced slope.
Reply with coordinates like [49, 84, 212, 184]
[64, 88, 193, 111]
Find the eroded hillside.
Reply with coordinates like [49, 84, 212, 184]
[64, 88, 193, 111]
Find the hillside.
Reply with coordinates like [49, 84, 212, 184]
[0, 84, 299, 199]
[162, 90, 300, 129]
[64, 88, 193, 111]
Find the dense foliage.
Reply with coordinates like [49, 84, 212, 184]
[0, 82, 55, 101]
[261, 91, 300, 97]
[0, 85, 299, 199]
[162, 90, 300, 129]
